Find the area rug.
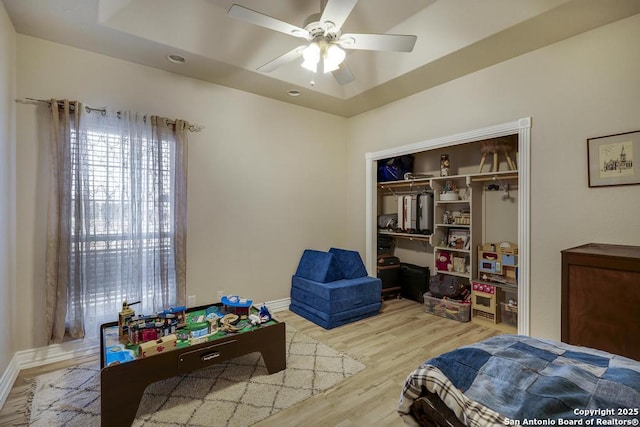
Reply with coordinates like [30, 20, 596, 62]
[27, 325, 365, 426]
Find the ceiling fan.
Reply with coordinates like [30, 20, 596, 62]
[227, 0, 417, 85]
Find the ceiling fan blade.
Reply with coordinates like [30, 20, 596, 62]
[228, 4, 310, 39]
[332, 63, 355, 85]
[320, 0, 358, 30]
[257, 46, 306, 73]
[339, 33, 417, 52]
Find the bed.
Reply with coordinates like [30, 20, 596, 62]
[398, 334, 640, 427]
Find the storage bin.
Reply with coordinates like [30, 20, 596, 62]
[500, 302, 518, 327]
[504, 290, 518, 305]
[439, 192, 459, 201]
[423, 292, 470, 322]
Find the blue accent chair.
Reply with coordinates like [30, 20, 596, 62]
[289, 248, 382, 329]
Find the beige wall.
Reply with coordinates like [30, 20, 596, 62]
[0, 3, 17, 376]
[15, 36, 347, 350]
[346, 14, 640, 341]
[9, 10, 640, 353]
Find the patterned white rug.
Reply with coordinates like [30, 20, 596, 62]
[28, 326, 365, 426]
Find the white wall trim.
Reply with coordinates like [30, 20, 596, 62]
[0, 297, 292, 409]
[0, 355, 20, 409]
[15, 340, 101, 371]
[0, 338, 100, 408]
[365, 117, 531, 336]
[265, 297, 291, 314]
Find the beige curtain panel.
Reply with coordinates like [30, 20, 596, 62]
[45, 100, 188, 344]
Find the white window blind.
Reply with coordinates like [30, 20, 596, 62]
[67, 114, 178, 339]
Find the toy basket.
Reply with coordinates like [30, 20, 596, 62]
[500, 302, 518, 327]
[423, 292, 470, 322]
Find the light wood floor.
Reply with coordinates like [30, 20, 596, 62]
[0, 298, 503, 426]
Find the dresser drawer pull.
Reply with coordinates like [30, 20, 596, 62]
[201, 352, 220, 361]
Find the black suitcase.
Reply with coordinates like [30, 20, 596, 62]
[377, 255, 401, 297]
[400, 263, 430, 303]
[377, 235, 395, 256]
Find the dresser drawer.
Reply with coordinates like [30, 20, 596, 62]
[177, 339, 239, 373]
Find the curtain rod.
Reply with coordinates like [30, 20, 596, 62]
[15, 97, 204, 133]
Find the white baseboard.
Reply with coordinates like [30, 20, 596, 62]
[0, 297, 292, 409]
[0, 339, 101, 409]
[0, 355, 20, 410]
[15, 339, 101, 371]
[264, 297, 291, 313]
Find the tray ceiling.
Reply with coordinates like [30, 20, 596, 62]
[4, 0, 640, 117]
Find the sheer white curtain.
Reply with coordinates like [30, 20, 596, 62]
[46, 101, 187, 343]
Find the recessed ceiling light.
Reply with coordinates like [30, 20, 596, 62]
[287, 90, 301, 97]
[167, 54, 186, 64]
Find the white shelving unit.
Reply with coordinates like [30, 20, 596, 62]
[430, 175, 476, 280]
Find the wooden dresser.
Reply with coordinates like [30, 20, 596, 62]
[561, 243, 640, 361]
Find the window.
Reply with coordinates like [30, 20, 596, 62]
[69, 125, 178, 336]
[46, 103, 187, 343]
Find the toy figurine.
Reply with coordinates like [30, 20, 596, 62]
[442, 210, 450, 224]
[436, 251, 452, 272]
[259, 304, 272, 322]
[440, 154, 450, 176]
[118, 300, 140, 337]
[249, 314, 262, 325]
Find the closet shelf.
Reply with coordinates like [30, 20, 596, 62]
[378, 230, 431, 242]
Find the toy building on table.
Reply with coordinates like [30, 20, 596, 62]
[138, 333, 178, 358]
[221, 295, 252, 316]
[112, 297, 272, 361]
[126, 306, 187, 345]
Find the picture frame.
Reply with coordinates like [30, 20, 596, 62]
[587, 130, 640, 187]
[447, 228, 470, 250]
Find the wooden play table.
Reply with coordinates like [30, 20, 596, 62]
[99, 303, 286, 426]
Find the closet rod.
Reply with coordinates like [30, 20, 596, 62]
[15, 97, 204, 132]
[472, 174, 518, 182]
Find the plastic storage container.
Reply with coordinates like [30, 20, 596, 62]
[500, 302, 518, 327]
[423, 292, 471, 322]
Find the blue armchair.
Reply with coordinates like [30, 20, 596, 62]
[289, 248, 382, 329]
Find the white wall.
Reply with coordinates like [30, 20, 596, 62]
[0, 2, 17, 377]
[15, 36, 347, 350]
[346, 14, 640, 340]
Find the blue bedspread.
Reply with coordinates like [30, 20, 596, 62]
[399, 334, 640, 426]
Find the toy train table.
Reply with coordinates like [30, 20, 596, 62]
[99, 303, 286, 427]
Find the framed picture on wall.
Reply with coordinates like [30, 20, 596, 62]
[588, 130, 640, 187]
[447, 228, 470, 250]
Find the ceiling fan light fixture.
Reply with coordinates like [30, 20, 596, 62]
[300, 41, 345, 74]
[301, 42, 321, 73]
[323, 44, 345, 73]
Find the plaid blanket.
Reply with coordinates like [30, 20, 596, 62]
[398, 334, 640, 427]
